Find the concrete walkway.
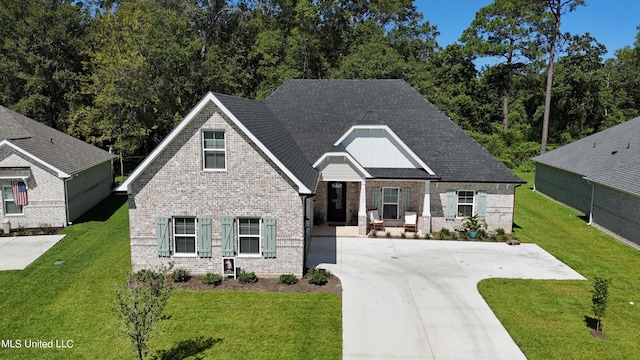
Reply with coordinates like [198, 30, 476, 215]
[307, 237, 585, 360]
[0, 235, 66, 270]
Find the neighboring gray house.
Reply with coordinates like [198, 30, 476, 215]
[0, 106, 116, 229]
[533, 116, 640, 246]
[118, 80, 523, 276]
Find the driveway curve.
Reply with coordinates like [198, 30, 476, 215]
[307, 237, 585, 360]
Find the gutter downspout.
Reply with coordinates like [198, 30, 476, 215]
[584, 177, 595, 225]
[302, 194, 314, 274]
[63, 177, 71, 226]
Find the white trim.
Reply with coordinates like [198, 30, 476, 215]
[456, 190, 475, 218]
[382, 187, 400, 220]
[332, 125, 435, 175]
[173, 217, 197, 255]
[202, 129, 227, 171]
[117, 93, 312, 194]
[2, 185, 24, 216]
[312, 152, 371, 179]
[0, 140, 70, 178]
[237, 217, 261, 256]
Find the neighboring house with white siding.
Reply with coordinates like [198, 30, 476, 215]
[533, 116, 640, 246]
[0, 106, 115, 229]
[118, 80, 523, 276]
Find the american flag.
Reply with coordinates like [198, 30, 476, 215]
[11, 181, 28, 206]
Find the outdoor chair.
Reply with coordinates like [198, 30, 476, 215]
[404, 211, 417, 232]
[368, 210, 385, 231]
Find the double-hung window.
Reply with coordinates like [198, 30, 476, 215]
[2, 186, 22, 215]
[382, 187, 399, 220]
[457, 191, 474, 217]
[238, 218, 261, 255]
[203, 130, 226, 170]
[174, 217, 196, 255]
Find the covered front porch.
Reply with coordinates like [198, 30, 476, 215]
[311, 179, 433, 237]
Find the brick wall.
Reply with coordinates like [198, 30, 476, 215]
[0, 147, 66, 228]
[128, 102, 305, 276]
[431, 182, 516, 234]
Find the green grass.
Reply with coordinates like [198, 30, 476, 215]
[0, 196, 341, 359]
[478, 172, 640, 359]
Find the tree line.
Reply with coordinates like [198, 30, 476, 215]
[1, 0, 639, 170]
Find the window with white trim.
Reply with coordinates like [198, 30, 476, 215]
[2, 186, 23, 215]
[238, 218, 261, 255]
[457, 191, 474, 217]
[203, 130, 226, 170]
[382, 187, 399, 220]
[173, 217, 196, 254]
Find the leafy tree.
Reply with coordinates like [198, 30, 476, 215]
[114, 267, 173, 360]
[537, 0, 585, 154]
[461, 0, 543, 132]
[591, 277, 611, 333]
[0, 0, 91, 130]
[71, 0, 201, 154]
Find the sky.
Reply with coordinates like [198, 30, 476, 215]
[416, 0, 640, 65]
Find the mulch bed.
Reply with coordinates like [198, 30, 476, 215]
[170, 276, 342, 294]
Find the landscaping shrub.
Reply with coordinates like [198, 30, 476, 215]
[202, 273, 223, 286]
[134, 269, 162, 284]
[171, 268, 190, 283]
[385, 231, 391, 238]
[307, 268, 330, 286]
[237, 270, 258, 284]
[400, 232, 406, 238]
[413, 232, 419, 239]
[370, 230, 378, 237]
[496, 228, 506, 236]
[437, 227, 451, 240]
[278, 274, 298, 285]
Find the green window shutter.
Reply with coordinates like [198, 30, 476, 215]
[445, 190, 456, 220]
[156, 217, 170, 257]
[372, 187, 382, 212]
[262, 218, 277, 258]
[400, 187, 411, 217]
[221, 217, 234, 257]
[198, 217, 212, 258]
[477, 191, 487, 219]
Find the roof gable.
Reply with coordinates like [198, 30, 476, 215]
[117, 92, 316, 194]
[533, 116, 640, 195]
[0, 105, 115, 176]
[264, 79, 522, 184]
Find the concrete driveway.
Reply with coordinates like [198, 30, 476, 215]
[0, 235, 66, 270]
[307, 237, 585, 360]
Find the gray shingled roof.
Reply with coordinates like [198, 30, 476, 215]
[533, 116, 640, 196]
[264, 79, 522, 183]
[0, 105, 115, 176]
[212, 93, 318, 192]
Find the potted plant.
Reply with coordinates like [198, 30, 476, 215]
[461, 214, 487, 239]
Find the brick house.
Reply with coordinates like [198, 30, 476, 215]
[118, 80, 523, 276]
[0, 106, 116, 229]
[533, 116, 640, 246]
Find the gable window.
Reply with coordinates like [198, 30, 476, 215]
[457, 191, 474, 217]
[174, 217, 196, 255]
[3, 186, 23, 215]
[238, 218, 261, 255]
[382, 187, 399, 220]
[203, 130, 226, 170]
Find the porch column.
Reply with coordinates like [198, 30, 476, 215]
[421, 181, 431, 234]
[358, 181, 367, 236]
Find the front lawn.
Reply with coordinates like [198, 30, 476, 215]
[0, 196, 341, 359]
[479, 172, 640, 359]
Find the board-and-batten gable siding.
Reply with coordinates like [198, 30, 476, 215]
[127, 101, 304, 242]
[341, 128, 417, 168]
[534, 163, 592, 214]
[592, 183, 640, 246]
[66, 161, 113, 222]
[0, 145, 66, 228]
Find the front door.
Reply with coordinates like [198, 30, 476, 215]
[327, 182, 347, 223]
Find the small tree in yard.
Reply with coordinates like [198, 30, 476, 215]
[591, 277, 611, 333]
[114, 266, 173, 360]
